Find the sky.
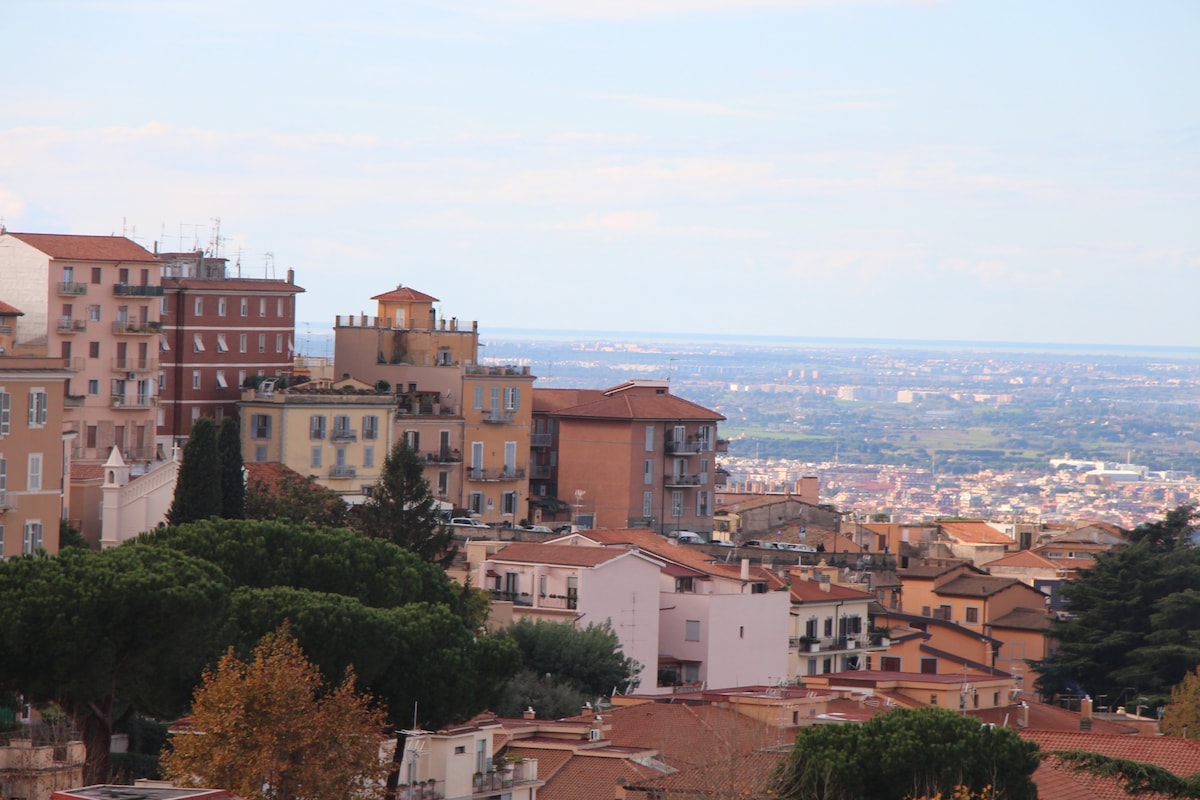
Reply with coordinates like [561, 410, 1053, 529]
[2, 1, 1197, 348]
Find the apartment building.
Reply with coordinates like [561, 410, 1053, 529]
[787, 571, 886, 679]
[331, 285, 533, 525]
[159, 251, 303, 447]
[530, 380, 726, 534]
[238, 378, 395, 500]
[0, 357, 74, 557]
[0, 232, 162, 463]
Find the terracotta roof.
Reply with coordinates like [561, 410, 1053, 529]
[1021, 730, 1200, 776]
[0, 300, 24, 316]
[938, 520, 1015, 545]
[70, 462, 106, 482]
[533, 388, 604, 413]
[898, 561, 980, 579]
[577, 529, 744, 580]
[538, 751, 667, 800]
[370, 285, 438, 303]
[1033, 756, 1175, 800]
[986, 549, 1063, 570]
[164, 277, 304, 293]
[789, 579, 875, 603]
[244, 460, 311, 490]
[503, 746, 573, 782]
[549, 393, 724, 422]
[489, 542, 642, 568]
[6, 232, 160, 262]
[989, 607, 1052, 631]
[970, 698, 1137, 735]
[934, 574, 1024, 598]
[627, 749, 788, 798]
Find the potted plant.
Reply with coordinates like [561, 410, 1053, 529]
[798, 635, 820, 652]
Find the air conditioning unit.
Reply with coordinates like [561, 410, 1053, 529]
[127, 372, 137, 381]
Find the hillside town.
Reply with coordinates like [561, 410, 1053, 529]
[2, 230, 1199, 800]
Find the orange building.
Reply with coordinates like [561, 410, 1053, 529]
[531, 380, 725, 534]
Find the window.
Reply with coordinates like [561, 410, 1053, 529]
[216, 334, 228, 353]
[27, 454, 42, 491]
[240, 297, 248, 316]
[239, 334, 247, 353]
[824, 617, 834, 637]
[333, 415, 352, 440]
[275, 334, 283, 353]
[685, 620, 701, 641]
[28, 390, 48, 426]
[0, 391, 8, 436]
[259, 298, 266, 317]
[362, 415, 378, 440]
[311, 447, 322, 468]
[881, 656, 901, 671]
[697, 490, 710, 517]
[193, 333, 205, 352]
[645, 424, 655, 452]
[920, 657, 938, 674]
[91, 266, 102, 284]
[88, 379, 99, 395]
[502, 491, 517, 515]
[700, 458, 709, 485]
[251, 414, 272, 439]
[88, 304, 101, 322]
[437, 471, 448, 495]
[310, 415, 326, 440]
[473, 385, 484, 410]
[805, 618, 818, 638]
[277, 297, 284, 316]
[193, 297, 203, 315]
[965, 606, 979, 624]
[930, 695, 938, 706]
[258, 334, 266, 353]
[468, 492, 483, 514]
[217, 298, 227, 316]
[216, 371, 228, 389]
[192, 371, 201, 390]
[89, 341, 100, 358]
[0, 457, 6, 503]
[643, 491, 653, 517]
[503, 386, 520, 410]
[255, 445, 267, 462]
[363, 447, 374, 468]
[238, 370, 247, 387]
[671, 490, 683, 517]
[405, 430, 419, 451]
[436, 348, 451, 366]
[23, 522, 44, 555]
[644, 459, 654, 485]
[675, 577, 694, 593]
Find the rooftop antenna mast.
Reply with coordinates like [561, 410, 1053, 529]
[264, 252, 276, 279]
[207, 217, 222, 257]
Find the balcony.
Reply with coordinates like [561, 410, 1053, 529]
[530, 465, 552, 480]
[468, 467, 526, 482]
[421, 449, 462, 464]
[665, 438, 704, 455]
[714, 467, 730, 487]
[664, 473, 702, 487]
[57, 318, 87, 333]
[111, 358, 158, 374]
[112, 320, 162, 335]
[530, 432, 552, 448]
[481, 409, 516, 424]
[0, 492, 14, 512]
[57, 281, 88, 296]
[465, 364, 531, 376]
[396, 779, 443, 800]
[113, 283, 164, 297]
[111, 394, 156, 409]
[329, 465, 358, 479]
[331, 428, 358, 443]
[716, 438, 729, 453]
[489, 589, 533, 607]
[472, 759, 539, 793]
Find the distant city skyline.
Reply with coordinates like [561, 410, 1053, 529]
[3, 1, 1197, 348]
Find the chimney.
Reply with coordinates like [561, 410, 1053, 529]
[740, 559, 750, 581]
[1018, 702, 1029, 728]
[1081, 695, 1093, 720]
[523, 707, 536, 720]
[820, 580, 830, 592]
[581, 702, 594, 720]
[286, 268, 295, 284]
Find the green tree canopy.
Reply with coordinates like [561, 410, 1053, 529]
[356, 440, 456, 567]
[217, 417, 245, 520]
[167, 417, 221, 525]
[772, 707, 1041, 800]
[1033, 504, 1200, 705]
[245, 467, 347, 527]
[0, 546, 230, 782]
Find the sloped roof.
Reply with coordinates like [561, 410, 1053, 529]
[935, 574, 1025, 598]
[576, 528, 744, 580]
[533, 388, 604, 413]
[790, 579, 875, 603]
[898, 560, 981, 580]
[626, 750, 788, 799]
[1021, 730, 1200, 776]
[538, 751, 666, 800]
[164, 277, 304, 293]
[1033, 756, 1176, 800]
[549, 393, 724, 423]
[986, 549, 1062, 570]
[370, 285, 438, 303]
[6, 232, 160, 262]
[244, 460, 310, 490]
[0, 300, 24, 316]
[489, 542, 640, 568]
[989, 607, 1052, 631]
[938, 520, 1015, 545]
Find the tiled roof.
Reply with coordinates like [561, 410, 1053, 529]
[549, 393, 724, 422]
[503, 746, 573, 782]
[935, 574, 1023, 598]
[244, 460, 310, 490]
[533, 388, 604, 413]
[1021, 731, 1200, 776]
[578, 528, 745, 580]
[6, 232, 160, 262]
[538, 751, 666, 800]
[370, 285, 438, 303]
[938, 520, 1015, 545]
[898, 561, 979, 579]
[1033, 756, 1175, 800]
[70, 462, 106, 482]
[989, 607, 1052, 631]
[489, 542, 637, 568]
[627, 750, 788, 798]
[986, 549, 1062, 570]
[789, 579, 875, 603]
[0, 300, 24, 316]
[970, 698, 1137, 735]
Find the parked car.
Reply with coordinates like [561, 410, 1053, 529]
[743, 539, 780, 550]
[778, 542, 817, 553]
[674, 531, 706, 544]
[711, 539, 736, 547]
[449, 517, 491, 529]
[524, 525, 554, 533]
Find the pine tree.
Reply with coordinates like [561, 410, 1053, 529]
[167, 417, 221, 526]
[218, 417, 245, 519]
[356, 440, 456, 566]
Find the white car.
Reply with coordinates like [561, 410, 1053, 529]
[449, 517, 491, 529]
[524, 525, 554, 533]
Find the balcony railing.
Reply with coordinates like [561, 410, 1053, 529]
[664, 473, 702, 487]
[481, 408, 516, 424]
[57, 318, 87, 333]
[665, 438, 705, 454]
[111, 358, 158, 374]
[111, 395, 156, 409]
[715, 438, 729, 452]
[112, 321, 162, 335]
[113, 283, 164, 297]
[530, 465, 552, 480]
[464, 364, 531, 376]
[530, 432, 552, 447]
[331, 428, 358, 442]
[468, 466, 526, 482]
[329, 465, 358, 479]
[488, 590, 533, 607]
[421, 449, 461, 464]
[396, 779, 443, 800]
[57, 281, 88, 295]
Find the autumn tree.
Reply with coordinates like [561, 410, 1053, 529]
[356, 439, 455, 567]
[0, 546, 230, 782]
[1162, 666, 1200, 740]
[218, 417, 245, 520]
[168, 417, 221, 525]
[162, 626, 388, 800]
[773, 707, 1040, 800]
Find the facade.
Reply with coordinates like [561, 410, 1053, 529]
[531, 380, 726, 534]
[787, 570, 887, 679]
[98, 447, 179, 548]
[331, 285, 534, 524]
[395, 716, 541, 800]
[0, 357, 74, 557]
[0, 232, 162, 463]
[238, 379, 396, 500]
[1, 737, 86, 800]
[159, 251, 303, 447]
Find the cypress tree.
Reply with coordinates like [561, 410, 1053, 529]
[167, 417, 221, 525]
[218, 417, 245, 519]
[357, 440, 456, 566]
